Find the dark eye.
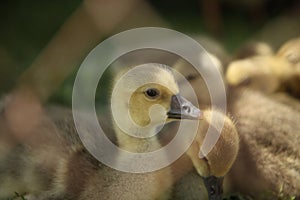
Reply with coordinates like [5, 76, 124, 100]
[186, 74, 197, 81]
[145, 88, 160, 99]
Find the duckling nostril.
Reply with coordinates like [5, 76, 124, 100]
[168, 94, 200, 120]
[210, 185, 216, 195]
[182, 105, 191, 113]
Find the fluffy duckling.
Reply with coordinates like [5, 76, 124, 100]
[167, 109, 239, 200]
[183, 109, 239, 200]
[226, 55, 293, 94]
[276, 37, 300, 97]
[270, 92, 300, 113]
[167, 54, 239, 200]
[169, 39, 300, 199]
[277, 37, 300, 65]
[226, 37, 300, 97]
[0, 63, 202, 200]
[172, 52, 224, 107]
[111, 61, 239, 200]
[223, 39, 300, 199]
[226, 38, 300, 112]
[233, 41, 274, 60]
[226, 87, 300, 199]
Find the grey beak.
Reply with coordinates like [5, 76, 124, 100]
[203, 176, 224, 200]
[167, 94, 202, 120]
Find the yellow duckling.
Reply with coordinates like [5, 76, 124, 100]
[233, 41, 274, 60]
[0, 63, 202, 200]
[226, 55, 293, 94]
[226, 37, 300, 97]
[226, 37, 300, 112]
[276, 37, 300, 98]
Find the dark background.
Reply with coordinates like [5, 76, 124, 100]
[0, 0, 299, 104]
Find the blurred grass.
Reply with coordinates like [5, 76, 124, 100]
[6, 192, 27, 200]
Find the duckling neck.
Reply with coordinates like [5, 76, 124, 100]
[111, 97, 162, 152]
[113, 124, 161, 153]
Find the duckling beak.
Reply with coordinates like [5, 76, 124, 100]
[167, 94, 202, 120]
[203, 176, 224, 200]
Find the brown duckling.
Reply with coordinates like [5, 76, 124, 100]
[169, 53, 239, 200]
[226, 87, 300, 199]
[173, 44, 300, 199]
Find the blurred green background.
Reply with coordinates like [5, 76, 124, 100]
[0, 0, 299, 105]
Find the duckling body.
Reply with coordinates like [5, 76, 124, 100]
[0, 60, 240, 199]
[226, 87, 300, 199]
[0, 64, 202, 200]
[270, 92, 300, 112]
[169, 53, 239, 199]
[224, 38, 300, 199]
[0, 106, 172, 200]
[171, 40, 300, 199]
[170, 109, 239, 200]
[172, 168, 208, 200]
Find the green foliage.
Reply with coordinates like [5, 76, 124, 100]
[6, 192, 27, 200]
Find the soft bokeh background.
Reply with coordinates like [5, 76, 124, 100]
[0, 0, 300, 105]
[0, 1, 300, 199]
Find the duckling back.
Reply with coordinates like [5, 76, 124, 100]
[227, 88, 300, 199]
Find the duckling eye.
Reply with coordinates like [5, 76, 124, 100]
[145, 88, 160, 99]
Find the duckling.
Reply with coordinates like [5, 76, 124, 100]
[169, 39, 300, 199]
[226, 87, 300, 199]
[270, 92, 300, 113]
[225, 37, 300, 114]
[233, 41, 274, 60]
[111, 61, 239, 199]
[223, 39, 300, 198]
[226, 55, 293, 94]
[0, 63, 202, 200]
[227, 41, 276, 91]
[276, 37, 300, 98]
[226, 37, 300, 97]
[277, 37, 300, 65]
[172, 52, 224, 107]
[167, 53, 240, 200]
[183, 109, 239, 200]
[166, 108, 239, 200]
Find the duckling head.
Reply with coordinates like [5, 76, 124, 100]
[234, 41, 274, 59]
[277, 37, 300, 65]
[276, 37, 300, 97]
[172, 52, 224, 107]
[111, 63, 201, 138]
[226, 56, 287, 94]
